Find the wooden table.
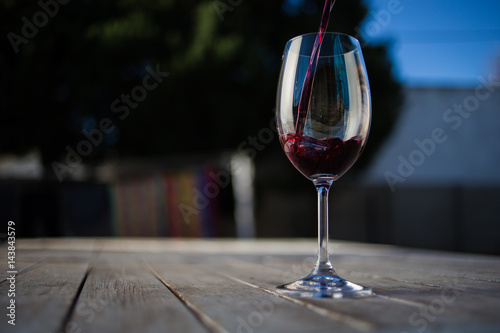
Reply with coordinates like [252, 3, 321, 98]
[1, 238, 499, 333]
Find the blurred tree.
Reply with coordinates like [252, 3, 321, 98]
[0, 0, 402, 179]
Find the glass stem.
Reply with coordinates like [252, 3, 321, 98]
[313, 179, 335, 275]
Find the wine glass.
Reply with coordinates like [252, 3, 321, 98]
[275, 32, 372, 298]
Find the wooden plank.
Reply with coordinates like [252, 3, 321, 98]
[333, 255, 500, 296]
[0, 241, 94, 332]
[3, 239, 500, 333]
[333, 250, 500, 282]
[95, 238, 320, 255]
[16, 238, 98, 252]
[68, 252, 207, 333]
[0, 261, 89, 333]
[0, 257, 43, 282]
[149, 257, 374, 333]
[186, 256, 422, 331]
[262, 253, 500, 295]
[198, 254, 500, 333]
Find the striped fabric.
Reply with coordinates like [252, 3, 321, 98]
[109, 166, 222, 237]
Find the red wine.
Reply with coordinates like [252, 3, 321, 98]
[281, 134, 362, 179]
[295, 0, 337, 136]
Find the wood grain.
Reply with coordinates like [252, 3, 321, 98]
[150, 260, 372, 333]
[68, 253, 207, 333]
[0, 261, 89, 333]
[1, 238, 499, 333]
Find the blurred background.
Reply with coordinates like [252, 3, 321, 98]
[1, 0, 499, 253]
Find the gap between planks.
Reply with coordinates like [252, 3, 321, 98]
[56, 267, 92, 333]
[145, 262, 230, 333]
[225, 256, 487, 299]
[0, 260, 46, 284]
[209, 257, 453, 309]
[216, 272, 375, 333]
[52, 248, 100, 333]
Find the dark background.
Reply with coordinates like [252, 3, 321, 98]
[1, 0, 426, 249]
[1, 0, 401, 172]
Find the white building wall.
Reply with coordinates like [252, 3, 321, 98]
[365, 86, 500, 189]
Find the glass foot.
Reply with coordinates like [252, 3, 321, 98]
[276, 272, 372, 298]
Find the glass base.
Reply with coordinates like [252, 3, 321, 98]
[276, 272, 372, 298]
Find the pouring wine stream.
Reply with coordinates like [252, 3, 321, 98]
[294, 0, 337, 136]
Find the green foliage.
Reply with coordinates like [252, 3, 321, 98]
[0, 0, 402, 174]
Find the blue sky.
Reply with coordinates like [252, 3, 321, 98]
[361, 0, 500, 87]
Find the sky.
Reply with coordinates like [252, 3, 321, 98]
[361, 0, 500, 87]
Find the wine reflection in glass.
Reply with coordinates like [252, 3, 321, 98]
[275, 32, 372, 298]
